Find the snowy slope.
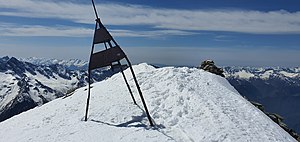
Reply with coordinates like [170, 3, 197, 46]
[224, 66, 300, 134]
[0, 63, 296, 142]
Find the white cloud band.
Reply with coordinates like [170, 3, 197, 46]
[0, 23, 92, 37]
[0, 0, 300, 34]
[0, 23, 195, 37]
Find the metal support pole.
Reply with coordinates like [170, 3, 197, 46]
[125, 57, 154, 126]
[87, 0, 154, 126]
[91, 0, 99, 20]
[104, 42, 108, 50]
[118, 61, 137, 105]
[85, 70, 91, 121]
[107, 41, 113, 48]
[85, 22, 98, 121]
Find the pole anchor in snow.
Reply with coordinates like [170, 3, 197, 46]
[84, 0, 154, 127]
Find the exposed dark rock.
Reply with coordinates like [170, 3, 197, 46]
[198, 60, 225, 77]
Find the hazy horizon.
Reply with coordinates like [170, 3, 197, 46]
[1, 0, 300, 67]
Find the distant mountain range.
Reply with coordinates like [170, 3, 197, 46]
[1, 56, 300, 134]
[223, 66, 300, 133]
[19, 57, 88, 70]
[0, 56, 116, 122]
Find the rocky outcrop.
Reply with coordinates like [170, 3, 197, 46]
[198, 60, 225, 77]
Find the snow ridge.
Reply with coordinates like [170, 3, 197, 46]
[0, 63, 295, 142]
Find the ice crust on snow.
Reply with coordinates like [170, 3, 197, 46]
[0, 63, 296, 142]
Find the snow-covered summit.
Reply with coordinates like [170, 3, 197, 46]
[0, 63, 296, 142]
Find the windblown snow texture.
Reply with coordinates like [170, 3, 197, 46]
[0, 63, 296, 142]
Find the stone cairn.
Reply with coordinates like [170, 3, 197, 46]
[198, 60, 225, 77]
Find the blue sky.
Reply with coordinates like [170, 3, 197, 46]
[0, 0, 300, 67]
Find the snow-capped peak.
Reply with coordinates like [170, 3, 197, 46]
[224, 66, 300, 80]
[19, 57, 88, 70]
[0, 63, 295, 142]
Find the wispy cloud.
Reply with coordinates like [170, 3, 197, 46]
[0, 22, 194, 37]
[213, 35, 234, 42]
[0, 23, 92, 37]
[0, 0, 93, 23]
[1, 0, 300, 34]
[110, 29, 196, 37]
